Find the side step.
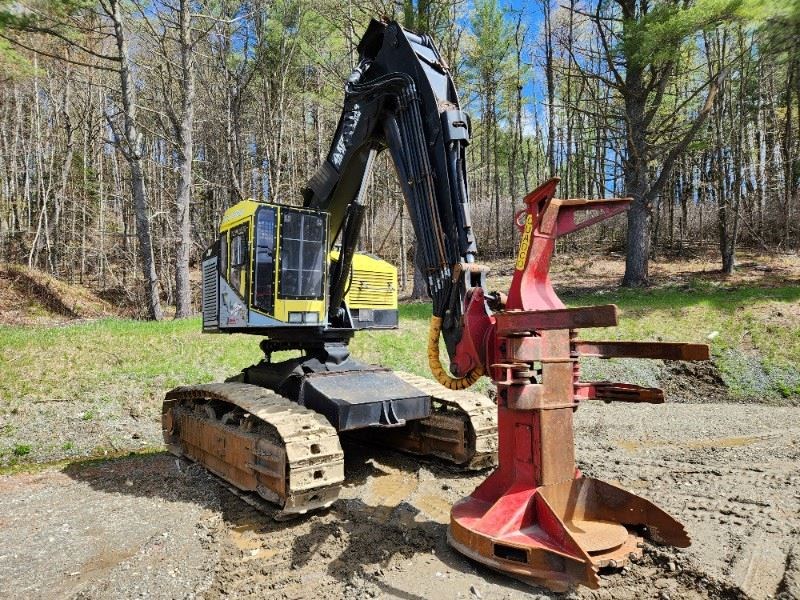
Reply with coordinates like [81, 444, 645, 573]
[163, 383, 344, 517]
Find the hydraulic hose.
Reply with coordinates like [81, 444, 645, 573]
[427, 316, 484, 390]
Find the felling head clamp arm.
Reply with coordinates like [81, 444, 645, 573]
[446, 177, 711, 591]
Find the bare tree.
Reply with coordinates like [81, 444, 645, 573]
[104, 0, 163, 319]
[577, 0, 729, 286]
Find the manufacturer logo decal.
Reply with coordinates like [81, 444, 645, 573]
[515, 214, 533, 271]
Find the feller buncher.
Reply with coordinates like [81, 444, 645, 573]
[163, 19, 710, 590]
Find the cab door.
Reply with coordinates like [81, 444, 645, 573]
[253, 206, 277, 315]
[227, 223, 250, 299]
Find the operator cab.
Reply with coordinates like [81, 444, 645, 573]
[201, 199, 398, 334]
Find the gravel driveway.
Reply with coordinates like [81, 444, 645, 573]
[1, 400, 798, 600]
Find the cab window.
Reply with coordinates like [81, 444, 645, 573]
[254, 207, 276, 313]
[279, 210, 325, 299]
[228, 224, 249, 296]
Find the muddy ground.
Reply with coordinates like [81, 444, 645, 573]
[1, 400, 798, 600]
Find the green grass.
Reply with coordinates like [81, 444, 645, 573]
[0, 318, 263, 410]
[0, 283, 798, 412]
[12, 444, 31, 456]
[565, 282, 800, 400]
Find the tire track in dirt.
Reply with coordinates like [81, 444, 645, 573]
[0, 401, 798, 599]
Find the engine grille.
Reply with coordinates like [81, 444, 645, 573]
[202, 258, 219, 326]
[349, 269, 396, 308]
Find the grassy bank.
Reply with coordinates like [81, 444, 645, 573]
[1, 282, 798, 408]
[566, 281, 800, 400]
[1, 281, 798, 468]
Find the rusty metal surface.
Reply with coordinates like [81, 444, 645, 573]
[495, 305, 619, 336]
[449, 473, 682, 591]
[551, 197, 632, 238]
[448, 178, 704, 592]
[499, 329, 570, 362]
[538, 408, 575, 485]
[540, 362, 575, 407]
[574, 340, 711, 361]
[446, 523, 597, 593]
[574, 382, 665, 403]
[564, 518, 629, 553]
[355, 371, 497, 469]
[538, 477, 690, 548]
[163, 383, 344, 516]
[496, 383, 543, 410]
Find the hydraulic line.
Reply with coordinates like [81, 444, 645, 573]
[427, 316, 483, 390]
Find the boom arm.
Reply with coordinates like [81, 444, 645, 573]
[302, 19, 477, 361]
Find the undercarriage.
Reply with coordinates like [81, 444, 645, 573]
[162, 343, 498, 516]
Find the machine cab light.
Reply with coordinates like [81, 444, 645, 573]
[288, 311, 319, 324]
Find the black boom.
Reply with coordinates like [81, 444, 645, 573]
[301, 19, 477, 357]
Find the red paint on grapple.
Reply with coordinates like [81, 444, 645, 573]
[447, 178, 705, 591]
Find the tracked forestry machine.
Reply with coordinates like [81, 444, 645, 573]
[163, 19, 710, 591]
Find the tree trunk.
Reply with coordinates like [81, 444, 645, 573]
[782, 56, 796, 248]
[174, 0, 194, 318]
[623, 187, 651, 286]
[542, 0, 556, 176]
[110, 0, 163, 320]
[622, 71, 650, 286]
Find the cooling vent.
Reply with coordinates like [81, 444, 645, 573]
[350, 269, 395, 307]
[202, 258, 219, 326]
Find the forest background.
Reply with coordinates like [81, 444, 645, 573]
[0, 0, 798, 319]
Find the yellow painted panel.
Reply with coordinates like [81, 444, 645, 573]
[220, 199, 260, 232]
[330, 250, 398, 310]
[273, 298, 326, 323]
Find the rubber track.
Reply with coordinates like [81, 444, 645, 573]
[163, 383, 344, 516]
[394, 371, 498, 469]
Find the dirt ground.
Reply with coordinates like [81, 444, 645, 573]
[1, 400, 798, 600]
[2, 251, 798, 598]
[490, 249, 800, 295]
[0, 265, 113, 325]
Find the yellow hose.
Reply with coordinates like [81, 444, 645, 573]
[427, 316, 484, 390]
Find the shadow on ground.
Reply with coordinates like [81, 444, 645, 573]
[61, 440, 543, 598]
